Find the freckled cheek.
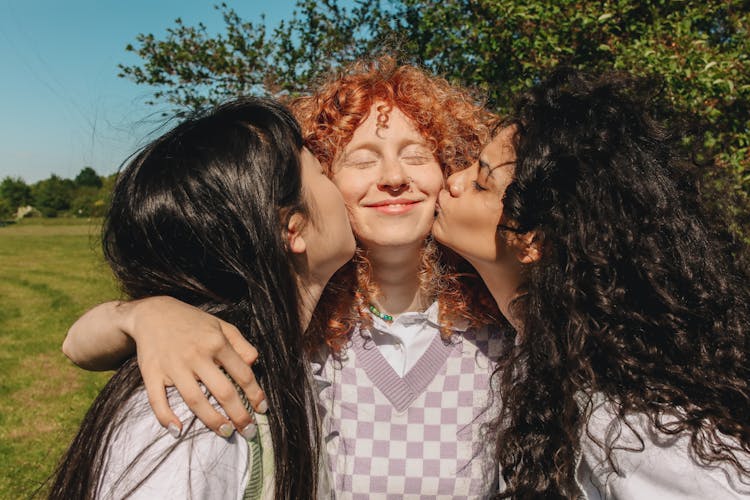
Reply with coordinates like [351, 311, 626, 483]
[418, 177, 445, 198]
[410, 164, 444, 193]
[332, 177, 370, 206]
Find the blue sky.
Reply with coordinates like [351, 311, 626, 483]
[0, 1, 306, 183]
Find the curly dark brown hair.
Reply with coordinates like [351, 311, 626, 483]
[490, 68, 750, 498]
[291, 56, 500, 352]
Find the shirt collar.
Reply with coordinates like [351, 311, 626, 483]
[366, 301, 470, 333]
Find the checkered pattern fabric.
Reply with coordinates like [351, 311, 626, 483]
[319, 324, 504, 499]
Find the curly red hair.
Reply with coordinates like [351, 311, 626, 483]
[293, 56, 492, 175]
[292, 56, 500, 353]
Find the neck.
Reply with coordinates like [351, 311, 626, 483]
[470, 258, 524, 331]
[366, 242, 426, 315]
[296, 275, 328, 331]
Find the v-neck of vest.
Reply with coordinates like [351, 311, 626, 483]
[352, 328, 458, 412]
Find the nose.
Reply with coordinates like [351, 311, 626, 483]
[446, 169, 465, 197]
[378, 156, 409, 193]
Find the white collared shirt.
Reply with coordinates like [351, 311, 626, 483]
[367, 301, 468, 377]
[577, 395, 750, 499]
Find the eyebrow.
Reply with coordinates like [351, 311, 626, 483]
[479, 158, 515, 180]
[347, 137, 429, 152]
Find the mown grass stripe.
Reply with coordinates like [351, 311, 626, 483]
[0, 220, 116, 498]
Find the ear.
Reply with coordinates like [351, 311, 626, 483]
[514, 231, 541, 264]
[286, 213, 307, 255]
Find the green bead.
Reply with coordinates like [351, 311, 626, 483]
[369, 304, 393, 322]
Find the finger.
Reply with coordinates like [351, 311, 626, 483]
[216, 345, 267, 413]
[142, 373, 182, 437]
[170, 368, 235, 437]
[194, 362, 255, 433]
[219, 321, 258, 365]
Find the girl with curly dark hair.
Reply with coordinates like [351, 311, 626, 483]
[434, 68, 750, 498]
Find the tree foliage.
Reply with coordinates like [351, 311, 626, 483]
[0, 177, 32, 216]
[118, 1, 387, 109]
[0, 169, 115, 219]
[118, 0, 749, 236]
[75, 167, 103, 188]
[32, 175, 75, 217]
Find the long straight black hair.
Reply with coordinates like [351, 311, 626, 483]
[48, 97, 319, 499]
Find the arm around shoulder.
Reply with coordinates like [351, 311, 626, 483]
[63, 300, 138, 370]
[64, 295, 266, 437]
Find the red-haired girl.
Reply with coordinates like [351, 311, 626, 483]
[64, 56, 505, 497]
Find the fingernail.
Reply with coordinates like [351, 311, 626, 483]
[167, 423, 181, 438]
[257, 400, 268, 414]
[241, 423, 257, 440]
[218, 423, 234, 438]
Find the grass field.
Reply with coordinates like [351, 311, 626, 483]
[0, 218, 119, 498]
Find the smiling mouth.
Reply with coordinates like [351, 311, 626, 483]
[367, 199, 420, 215]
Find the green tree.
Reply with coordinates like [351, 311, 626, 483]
[32, 175, 75, 217]
[70, 186, 102, 217]
[119, 0, 750, 235]
[70, 173, 115, 218]
[74, 167, 103, 189]
[0, 199, 12, 219]
[118, 1, 385, 112]
[0, 177, 32, 216]
[391, 0, 750, 235]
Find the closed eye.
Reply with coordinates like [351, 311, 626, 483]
[472, 180, 488, 192]
[346, 160, 377, 169]
[342, 149, 379, 169]
[402, 155, 430, 165]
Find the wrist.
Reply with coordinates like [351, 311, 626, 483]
[124, 296, 175, 343]
[119, 297, 151, 342]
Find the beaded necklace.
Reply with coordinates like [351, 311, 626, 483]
[368, 303, 393, 322]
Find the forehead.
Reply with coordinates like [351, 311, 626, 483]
[481, 126, 516, 164]
[347, 102, 425, 145]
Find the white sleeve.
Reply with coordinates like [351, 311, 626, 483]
[578, 403, 750, 499]
[97, 387, 250, 500]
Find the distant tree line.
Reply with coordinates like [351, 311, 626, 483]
[119, 0, 750, 241]
[0, 167, 116, 219]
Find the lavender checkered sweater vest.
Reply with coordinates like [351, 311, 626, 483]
[318, 324, 504, 499]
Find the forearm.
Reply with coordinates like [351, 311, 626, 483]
[62, 300, 138, 370]
[63, 295, 264, 433]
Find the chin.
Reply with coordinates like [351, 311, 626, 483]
[432, 230, 463, 256]
[438, 238, 459, 255]
[363, 230, 431, 248]
[431, 230, 445, 245]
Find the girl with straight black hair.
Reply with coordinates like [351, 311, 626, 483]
[49, 97, 354, 499]
[434, 68, 750, 498]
